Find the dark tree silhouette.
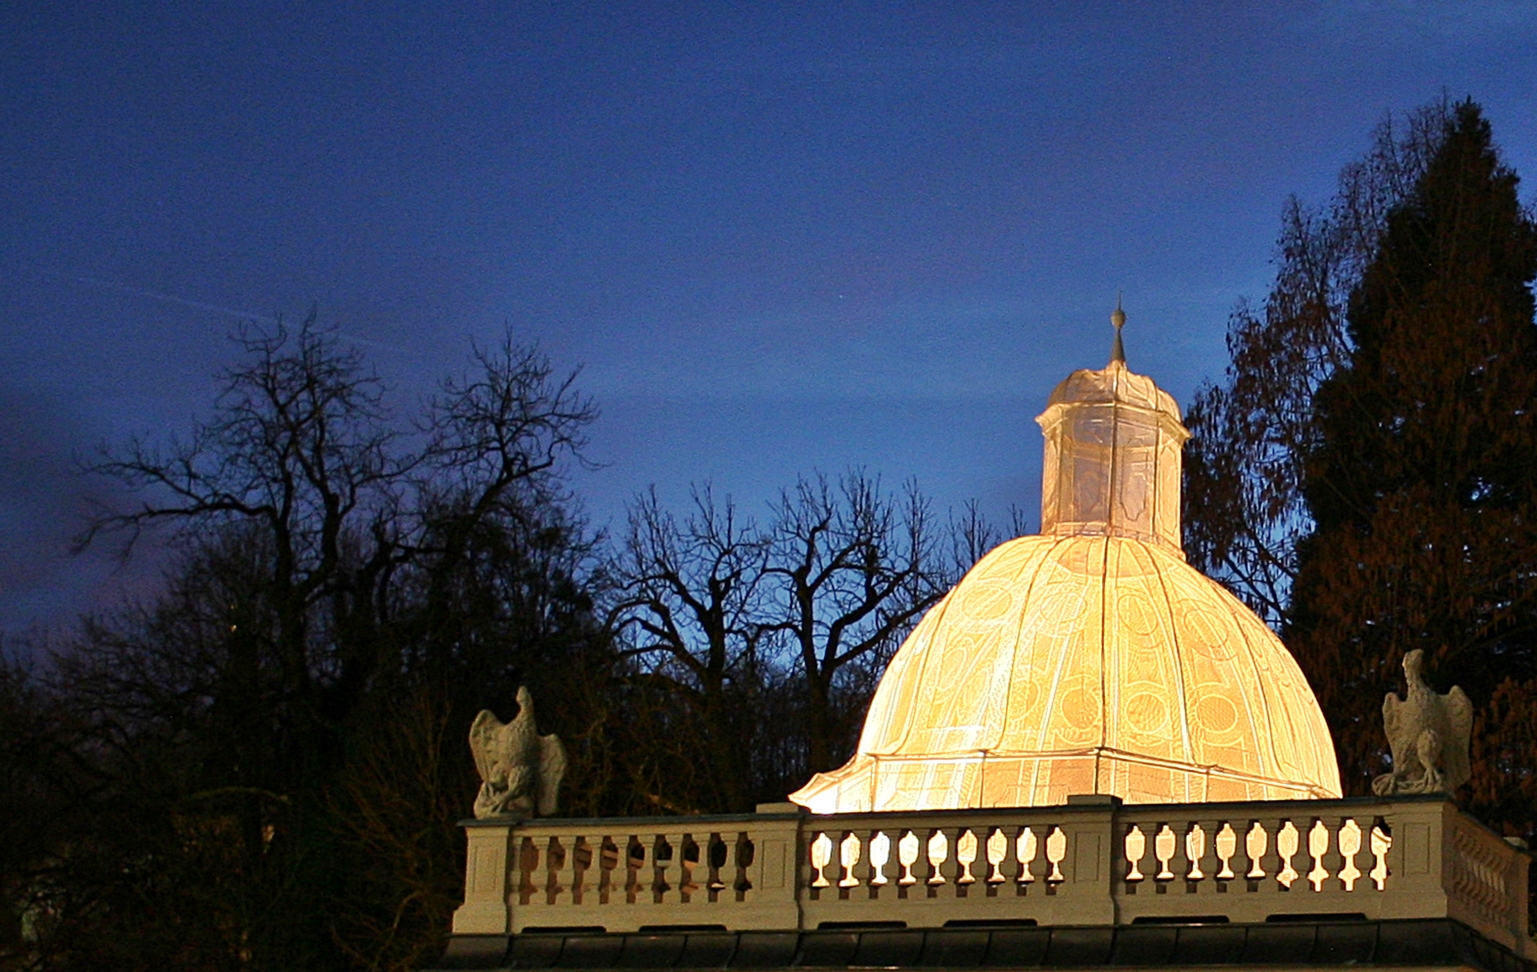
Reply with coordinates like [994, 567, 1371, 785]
[609, 472, 971, 813]
[1186, 99, 1537, 846]
[761, 473, 951, 777]
[1289, 101, 1537, 818]
[609, 485, 770, 813]
[15, 319, 607, 972]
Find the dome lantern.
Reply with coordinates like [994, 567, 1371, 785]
[1036, 304, 1190, 555]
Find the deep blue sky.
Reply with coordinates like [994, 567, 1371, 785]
[5, 2, 1537, 635]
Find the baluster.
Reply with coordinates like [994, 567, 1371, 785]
[1275, 820, 1301, 890]
[626, 835, 647, 903]
[734, 832, 756, 897]
[897, 830, 921, 888]
[1369, 820, 1391, 891]
[1185, 822, 1208, 884]
[1214, 822, 1238, 884]
[985, 827, 1010, 888]
[809, 831, 834, 889]
[593, 836, 611, 904]
[1337, 819, 1363, 892]
[1124, 823, 1148, 886]
[838, 831, 863, 889]
[670, 831, 692, 900]
[708, 833, 724, 896]
[542, 836, 563, 903]
[654, 832, 679, 902]
[956, 828, 980, 886]
[580, 835, 599, 902]
[868, 831, 893, 888]
[681, 830, 699, 899]
[705, 833, 727, 895]
[1333, 819, 1355, 892]
[577, 835, 598, 903]
[679, 832, 700, 900]
[554, 835, 581, 904]
[1044, 826, 1068, 886]
[1307, 819, 1331, 891]
[910, 829, 932, 888]
[517, 835, 539, 906]
[1244, 821, 1269, 887]
[1153, 823, 1177, 889]
[595, 836, 617, 904]
[926, 828, 953, 892]
[692, 833, 706, 898]
[1016, 826, 1040, 891]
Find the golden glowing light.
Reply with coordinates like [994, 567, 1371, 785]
[790, 348, 1341, 813]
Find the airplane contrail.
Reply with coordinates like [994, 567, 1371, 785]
[75, 274, 280, 323]
[69, 274, 405, 353]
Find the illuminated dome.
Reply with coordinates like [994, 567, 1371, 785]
[790, 308, 1341, 812]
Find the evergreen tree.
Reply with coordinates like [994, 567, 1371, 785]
[1284, 103, 1537, 827]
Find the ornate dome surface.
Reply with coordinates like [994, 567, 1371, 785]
[789, 533, 1342, 812]
[790, 308, 1341, 812]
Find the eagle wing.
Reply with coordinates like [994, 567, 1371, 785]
[1442, 686, 1474, 790]
[537, 733, 568, 817]
[469, 709, 508, 784]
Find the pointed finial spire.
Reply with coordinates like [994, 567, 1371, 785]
[1110, 293, 1126, 365]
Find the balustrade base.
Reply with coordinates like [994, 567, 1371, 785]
[427, 917, 1533, 971]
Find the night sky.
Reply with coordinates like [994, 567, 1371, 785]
[5, 3, 1537, 636]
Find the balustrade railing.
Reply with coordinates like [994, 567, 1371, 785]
[450, 796, 1531, 959]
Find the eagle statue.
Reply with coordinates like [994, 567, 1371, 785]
[1372, 649, 1472, 796]
[469, 686, 567, 818]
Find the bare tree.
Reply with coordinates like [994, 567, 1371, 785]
[762, 473, 951, 775]
[948, 498, 1030, 572]
[59, 317, 602, 970]
[79, 319, 597, 741]
[609, 472, 982, 810]
[609, 486, 768, 812]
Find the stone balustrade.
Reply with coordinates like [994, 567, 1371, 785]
[450, 795, 1532, 960]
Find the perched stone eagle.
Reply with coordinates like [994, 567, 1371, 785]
[469, 686, 567, 818]
[1372, 649, 1472, 796]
